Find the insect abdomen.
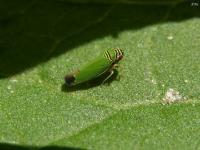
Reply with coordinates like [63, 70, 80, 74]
[74, 56, 111, 85]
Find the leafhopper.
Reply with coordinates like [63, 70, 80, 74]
[65, 48, 123, 86]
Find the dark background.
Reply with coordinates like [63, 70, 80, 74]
[0, 0, 199, 78]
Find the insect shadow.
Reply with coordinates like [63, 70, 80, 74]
[0, 142, 84, 150]
[61, 69, 119, 92]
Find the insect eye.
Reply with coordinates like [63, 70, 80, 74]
[118, 53, 123, 60]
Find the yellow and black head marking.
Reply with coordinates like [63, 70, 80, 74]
[104, 50, 113, 62]
[114, 48, 123, 62]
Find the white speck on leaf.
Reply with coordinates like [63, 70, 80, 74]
[7, 85, 12, 90]
[163, 88, 183, 104]
[10, 90, 14, 94]
[7, 85, 15, 93]
[38, 79, 42, 83]
[167, 35, 173, 40]
[137, 42, 143, 48]
[151, 79, 157, 85]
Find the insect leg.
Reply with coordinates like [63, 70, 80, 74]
[112, 63, 123, 81]
[102, 63, 120, 84]
[102, 70, 114, 84]
[113, 64, 118, 69]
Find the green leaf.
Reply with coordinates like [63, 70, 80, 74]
[0, 0, 199, 149]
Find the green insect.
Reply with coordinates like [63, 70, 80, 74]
[64, 48, 124, 86]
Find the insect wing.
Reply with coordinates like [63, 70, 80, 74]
[74, 55, 111, 84]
